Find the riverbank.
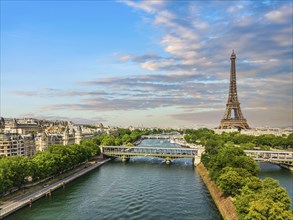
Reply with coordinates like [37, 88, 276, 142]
[0, 158, 112, 219]
[196, 163, 238, 220]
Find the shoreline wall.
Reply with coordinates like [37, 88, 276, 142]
[196, 163, 238, 220]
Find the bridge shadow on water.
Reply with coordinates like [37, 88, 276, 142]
[112, 156, 194, 167]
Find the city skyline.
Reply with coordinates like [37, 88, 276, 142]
[1, 0, 292, 128]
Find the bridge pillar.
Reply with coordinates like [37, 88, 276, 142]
[197, 147, 205, 157]
[121, 156, 129, 162]
[165, 157, 171, 165]
[193, 157, 201, 166]
[193, 147, 204, 166]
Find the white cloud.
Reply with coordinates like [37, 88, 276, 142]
[119, 55, 131, 62]
[242, 59, 278, 64]
[140, 60, 172, 71]
[154, 10, 176, 26]
[265, 5, 292, 23]
[122, 0, 165, 14]
[227, 4, 244, 13]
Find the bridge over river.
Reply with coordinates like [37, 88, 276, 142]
[101, 145, 293, 168]
[244, 150, 293, 169]
[141, 133, 183, 140]
[100, 146, 204, 165]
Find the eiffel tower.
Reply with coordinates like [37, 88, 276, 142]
[219, 50, 249, 130]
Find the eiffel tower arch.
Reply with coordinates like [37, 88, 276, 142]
[219, 50, 249, 130]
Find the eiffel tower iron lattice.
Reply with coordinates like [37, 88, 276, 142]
[219, 50, 249, 129]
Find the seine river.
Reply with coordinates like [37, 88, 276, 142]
[6, 139, 293, 219]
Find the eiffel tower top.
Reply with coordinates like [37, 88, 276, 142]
[230, 49, 236, 59]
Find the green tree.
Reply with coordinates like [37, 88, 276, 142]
[0, 158, 14, 192]
[235, 177, 292, 219]
[118, 128, 131, 136]
[114, 137, 122, 146]
[245, 198, 293, 220]
[32, 151, 58, 179]
[240, 142, 256, 150]
[231, 156, 259, 176]
[217, 167, 254, 196]
[122, 134, 132, 145]
[262, 178, 291, 210]
[80, 140, 100, 156]
[217, 168, 243, 196]
[101, 135, 116, 146]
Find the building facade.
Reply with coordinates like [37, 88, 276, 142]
[0, 117, 101, 157]
[0, 133, 25, 157]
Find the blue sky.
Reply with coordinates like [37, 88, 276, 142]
[1, 0, 292, 128]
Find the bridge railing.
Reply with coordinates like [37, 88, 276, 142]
[101, 146, 197, 157]
[141, 135, 183, 139]
[244, 150, 293, 162]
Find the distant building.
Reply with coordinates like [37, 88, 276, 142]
[35, 132, 49, 152]
[4, 118, 42, 135]
[106, 127, 119, 136]
[0, 117, 5, 132]
[22, 134, 37, 157]
[214, 128, 238, 134]
[241, 127, 292, 136]
[0, 133, 25, 157]
[34, 126, 95, 152]
[213, 127, 292, 136]
[0, 117, 102, 156]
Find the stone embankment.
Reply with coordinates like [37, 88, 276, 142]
[0, 158, 112, 219]
[196, 163, 238, 220]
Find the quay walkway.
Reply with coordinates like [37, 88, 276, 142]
[0, 158, 111, 219]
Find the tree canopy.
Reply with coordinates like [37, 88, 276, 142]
[185, 128, 293, 219]
[0, 139, 101, 195]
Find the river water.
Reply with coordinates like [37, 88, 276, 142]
[6, 139, 293, 219]
[6, 139, 221, 220]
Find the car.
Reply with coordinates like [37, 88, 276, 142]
[43, 184, 49, 188]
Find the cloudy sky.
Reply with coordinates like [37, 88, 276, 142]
[1, 0, 292, 128]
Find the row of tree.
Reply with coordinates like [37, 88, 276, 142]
[0, 139, 100, 195]
[185, 129, 292, 219]
[184, 128, 293, 150]
[95, 128, 164, 146]
[0, 128, 159, 195]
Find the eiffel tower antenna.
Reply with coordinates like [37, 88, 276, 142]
[219, 50, 249, 130]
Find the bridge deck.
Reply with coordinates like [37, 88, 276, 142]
[101, 146, 197, 159]
[141, 134, 182, 139]
[244, 150, 293, 163]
